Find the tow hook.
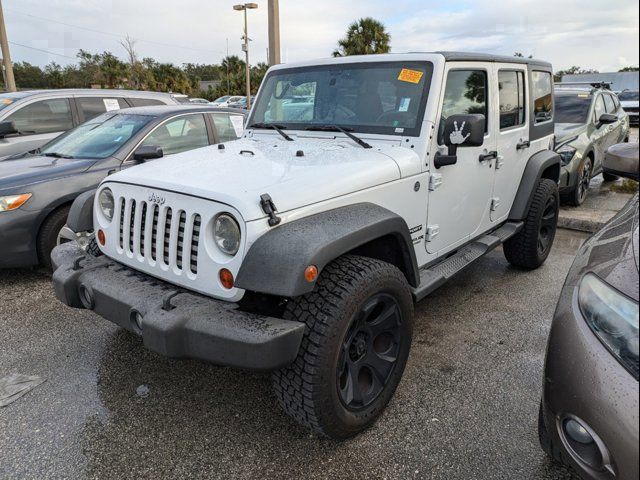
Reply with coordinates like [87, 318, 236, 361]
[260, 194, 281, 227]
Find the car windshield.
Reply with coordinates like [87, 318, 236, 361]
[554, 93, 592, 124]
[618, 91, 639, 101]
[213, 96, 230, 103]
[39, 113, 153, 159]
[249, 61, 433, 136]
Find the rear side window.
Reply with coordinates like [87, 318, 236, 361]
[603, 94, 616, 113]
[140, 113, 209, 156]
[77, 97, 129, 122]
[5, 98, 74, 134]
[210, 113, 245, 143]
[129, 98, 166, 107]
[439, 70, 488, 143]
[532, 71, 553, 123]
[498, 70, 526, 129]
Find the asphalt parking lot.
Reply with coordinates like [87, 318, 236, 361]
[0, 229, 591, 480]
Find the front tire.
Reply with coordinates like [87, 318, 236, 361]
[37, 206, 71, 268]
[272, 255, 414, 439]
[566, 156, 592, 206]
[504, 179, 559, 269]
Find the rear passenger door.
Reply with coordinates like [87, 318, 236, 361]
[602, 93, 624, 150]
[591, 94, 608, 166]
[76, 96, 129, 123]
[209, 112, 245, 143]
[490, 64, 529, 222]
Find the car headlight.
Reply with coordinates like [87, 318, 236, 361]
[214, 214, 241, 256]
[98, 188, 115, 222]
[0, 193, 32, 212]
[578, 273, 639, 380]
[556, 144, 577, 166]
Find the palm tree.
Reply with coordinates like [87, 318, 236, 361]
[333, 18, 391, 57]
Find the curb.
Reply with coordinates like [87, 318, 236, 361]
[557, 210, 617, 234]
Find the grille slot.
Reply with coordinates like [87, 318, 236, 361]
[118, 198, 125, 249]
[176, 211, 186, 269]
[128, 200, 137, 253]
[151, 205, 159, 261]
[162, 208, 173, 265]
[191, 215, 201, 274]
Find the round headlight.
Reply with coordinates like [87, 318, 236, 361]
[214, 214, 241, 256]
[98, 188, 114, 222]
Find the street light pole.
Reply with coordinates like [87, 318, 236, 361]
[233, 3, 258, 109]
[0, 0, 16, 92]
[267, 0, 281, 66]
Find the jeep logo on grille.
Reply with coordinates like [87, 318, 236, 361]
[148, 193, 165, 205]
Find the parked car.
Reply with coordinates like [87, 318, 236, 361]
[52, 52, 561, 439]
[188, 98, 211, 105]
[0, 89, 184, 158]
[554, 83, 630, 206]
[0, 105, 246, 268]
[618, 90, 639, 126]
[210, 95, 245, 108]
[539, 142, 638, 480]
[227, 97, 248, 109]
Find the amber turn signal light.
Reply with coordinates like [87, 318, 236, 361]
[219, 268, 235, 289]
[97, 230, 106, 246]
[304, 265, 318, 283]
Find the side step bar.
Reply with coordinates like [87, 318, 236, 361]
[412, 221, 523, 302]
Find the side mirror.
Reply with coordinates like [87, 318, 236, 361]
[435, 114, 485, 168]
[603, 143, 639, 181]
[132, 145, 163, 162]
[0, 121, 18, 138]
[597, 113, 617, 128]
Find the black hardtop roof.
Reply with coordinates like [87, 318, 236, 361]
[435, 51, 552, 69]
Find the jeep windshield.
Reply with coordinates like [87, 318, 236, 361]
[554, 93, 592, 124]
[249, 61, 433, 137]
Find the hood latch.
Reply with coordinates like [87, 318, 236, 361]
[260, 194, 281, 227]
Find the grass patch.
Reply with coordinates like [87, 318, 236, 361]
[611, 178, 639, 194]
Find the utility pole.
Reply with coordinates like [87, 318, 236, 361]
[267, 0, 281, 66]
[233, 3, 257, 109]
[0, 0, 16, 92]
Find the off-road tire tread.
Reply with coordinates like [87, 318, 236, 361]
[86, 237, 102, 257]
[504, 179, 558, 269]
[37, 206, 71, 268]
[272, 254, 412, 438]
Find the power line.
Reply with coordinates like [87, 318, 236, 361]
[6, 8, 227, 56]
[8, 41, 77, 60]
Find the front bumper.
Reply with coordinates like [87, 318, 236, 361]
[0, 208, 40, 268]
[541, 286, 639, 480]
[51, 243, 305, 370]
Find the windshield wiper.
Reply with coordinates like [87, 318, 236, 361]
[305, 125, 372, 149]
[42, 152, 74, 159]
[249, 122, 294, 141]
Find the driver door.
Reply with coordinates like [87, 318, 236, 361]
[426, 65, 497, 255]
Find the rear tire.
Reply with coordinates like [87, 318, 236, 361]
[37, 206, 71, 268]
[504, 179, 559, 269]
[565, 157, 592, 206]
[272, 255, 413, 439]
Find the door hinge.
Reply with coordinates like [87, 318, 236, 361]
[490, 198, 501, 212]
[426, 225, 440, 242]
[495, 155, 505, 170]
[429, 173, 443, 191]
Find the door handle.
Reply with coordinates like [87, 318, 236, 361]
[479, 151, 498, 162]
[516, 140, 530, 150]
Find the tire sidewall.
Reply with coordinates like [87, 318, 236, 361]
[536, 180, 560, 265]
[572, 156, 592, 205]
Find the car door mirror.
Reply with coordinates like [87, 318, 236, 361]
[603, 143, 639, 181]
[596, 113, 617, 128]
[435, 114, 485, 168]
[0, 121, 18, 138]
[133, 145, 163, 163]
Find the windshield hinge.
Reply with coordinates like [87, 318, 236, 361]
[429, 173, 443, 191]
[426, 225, 440, 242]
[260, 194, 281, 227]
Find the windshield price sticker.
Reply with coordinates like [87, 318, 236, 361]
[103, 98, 121, 111]
[398, 68, 424, 84]
[230, 115, 245, 137]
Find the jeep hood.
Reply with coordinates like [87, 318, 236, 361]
[108, 137, 409, 221]
[554, 123, 587, 145]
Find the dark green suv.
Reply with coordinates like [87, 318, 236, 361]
[554, 84, 630, 206]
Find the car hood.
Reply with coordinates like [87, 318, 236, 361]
[106, 136, 409, 221]
[554, 123, 587, 145]
[0, 155, 97, 193]
[621, 100, 639, 108]
[565, 194, 639, 301]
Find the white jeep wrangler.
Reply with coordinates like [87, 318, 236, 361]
[52, 52, 560, 439]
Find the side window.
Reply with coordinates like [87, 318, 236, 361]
[532, 71, 553, 123]
[129, 98, 166, 107]
[439, 70, 488, 143]
[593, 95, 606, 122]
[498, 70, 526, 129]
[612, 95, 621, 109]
[139, 114, 209, 156]
[603, 94, 616, 113]
[5, 98, 74, 134]
[210, 113, 244, 143]
[77, 97, 128, 122]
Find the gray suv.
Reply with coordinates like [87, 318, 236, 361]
[0, 89, 182, 157]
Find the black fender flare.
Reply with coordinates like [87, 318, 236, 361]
[67, 189, 96, 233]
[508, 150, 561, 221]
[235, 203, 419, 298]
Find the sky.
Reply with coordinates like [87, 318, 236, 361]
[4, 0, 639, 73]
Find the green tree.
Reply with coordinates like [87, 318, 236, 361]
[332, 18, 391, 57]
[12, 62, 47, 88]
[98, 52, 129, 89]
[619, 66, 639, 72]
[553, 66, 599, 83]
